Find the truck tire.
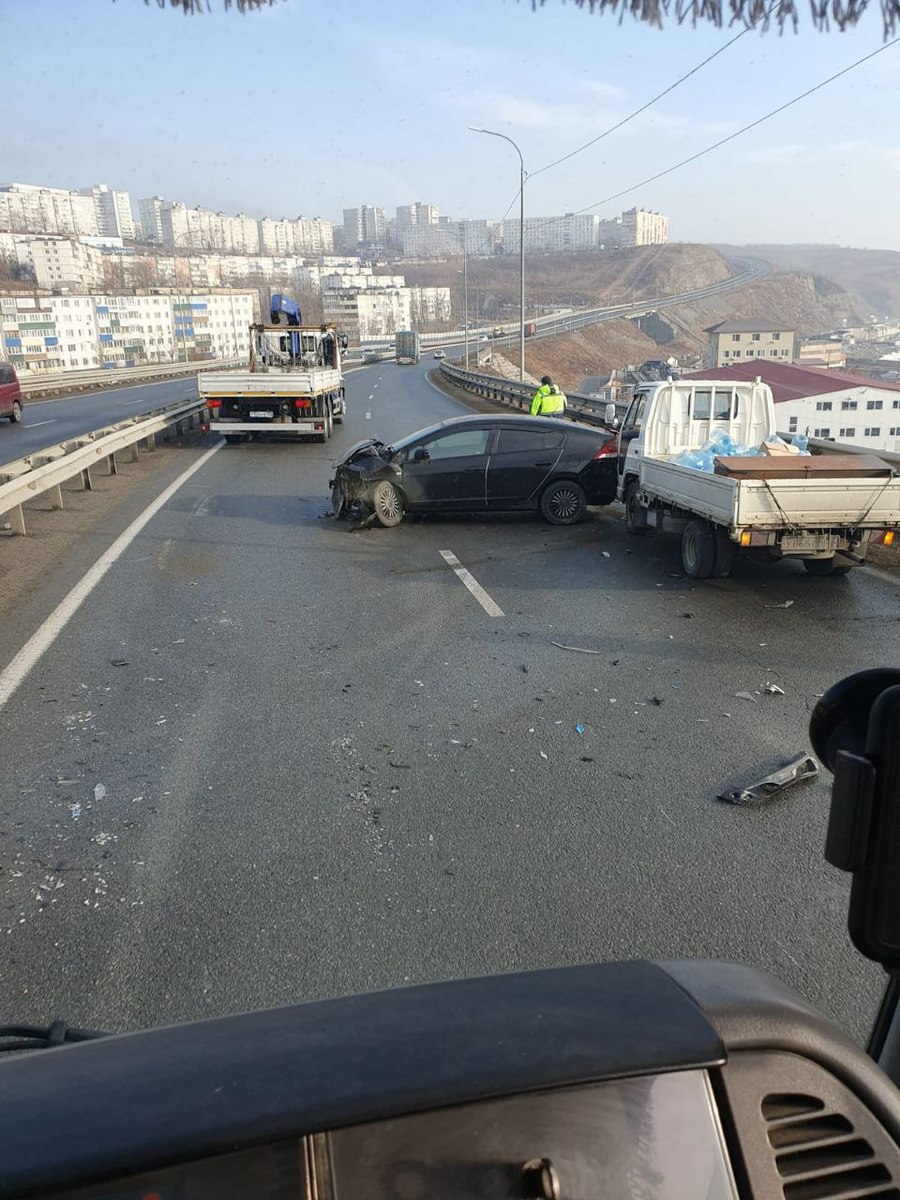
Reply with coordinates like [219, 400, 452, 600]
[539, 479, 587, 525]
[681, 520, 715, 579]
[315, 404, 333, 443]
[371, 481, 403, 528]
[624, 481, 648, 535]
[711, 526, 737, 578]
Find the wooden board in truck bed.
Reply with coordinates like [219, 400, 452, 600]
[714, 454, 893, 480]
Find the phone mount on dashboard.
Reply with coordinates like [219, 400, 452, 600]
[811, 668, 900, 1073]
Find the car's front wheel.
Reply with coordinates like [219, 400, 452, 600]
[9, 401, 22, 424]
[539, 479, 587, 525]
[370, 480, 404, 528]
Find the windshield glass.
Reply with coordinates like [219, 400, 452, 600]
[1, 0, 896, 1061]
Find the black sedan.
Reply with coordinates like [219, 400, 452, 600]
[329, 414, 618, 528]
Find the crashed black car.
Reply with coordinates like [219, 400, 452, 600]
[330, 414, 618, 528]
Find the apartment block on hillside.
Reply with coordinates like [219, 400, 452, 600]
[705, 319, 797, 368]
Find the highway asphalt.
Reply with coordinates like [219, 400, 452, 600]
[0, 356, 895, 1044]
[2, 377, 201, 460]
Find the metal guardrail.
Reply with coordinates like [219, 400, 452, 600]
[0, 397, 209, 536]
[438, 360, 628, 425]
[20, 359, 242, 400]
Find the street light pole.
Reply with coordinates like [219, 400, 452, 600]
[469, 127, 526, 382]
[463, 240, 469, 369]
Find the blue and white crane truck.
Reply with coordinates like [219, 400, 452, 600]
[198, 295, 347, 443]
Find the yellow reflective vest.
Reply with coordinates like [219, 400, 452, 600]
[530, 383, 567, 416]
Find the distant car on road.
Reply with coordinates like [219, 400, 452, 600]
[433, 349, 446, 359]
[0, 362, 22, 424]
[330, 413, 618, 528]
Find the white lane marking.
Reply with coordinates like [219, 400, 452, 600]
[366, 412, 371, 420]
[0, 441, 224, 710]
[26, 419, 56, 429]
[368, 394, 374, 400]
[439, 549, 504, 618]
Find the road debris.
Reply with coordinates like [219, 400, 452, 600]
[551, 642, 602, 655]
[601, 551, 611, 558]
[68, 803, 81, 820]
[765, 600, 795, 609]
[734, 691, 757, 703]
[109, 658, 129, 667]
[93, 783, 107, 802]
[718, 754, 818, 806]
[764, 683, 785, 695]
[648, 696, 664, 706]
[539, 751, 549, 760]
[575, 724, 585, 734]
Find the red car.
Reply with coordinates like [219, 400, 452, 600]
[0, 362, 22, 423]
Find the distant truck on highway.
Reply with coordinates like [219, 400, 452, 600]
[395, 329, 420, 365]
[617, 376, 900, 579]
[198, 299, 347, 444]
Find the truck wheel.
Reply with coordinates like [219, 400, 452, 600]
[316, 405, 333, 443]
[624, 481, 648, 535]
[371, 481, 403, 528]
[540, 479, 587, 525]
[711, 526, 737, 578]
[681, 520, 715, 579]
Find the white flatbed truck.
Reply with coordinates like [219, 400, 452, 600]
[617, 377, 900, 578]
[199, 323, 346, 443]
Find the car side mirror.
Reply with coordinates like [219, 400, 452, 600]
[413, 447, 430, 462]
[605, 403, 617, 424]
[620, 428, 640, 443]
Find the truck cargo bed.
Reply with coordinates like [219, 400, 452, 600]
[199, 369, 341, 396]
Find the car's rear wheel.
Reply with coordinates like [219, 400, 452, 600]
[9, 401, 22, 424]
[623, 481, 648, 535]
[681, 520, 715, 579]
[371, 480, 404, 527]
[540, 479, 587, 525]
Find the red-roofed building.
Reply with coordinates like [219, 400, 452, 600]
[682, 360, 900, 453]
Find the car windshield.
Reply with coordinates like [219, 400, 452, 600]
[1, 0, 895, 1060]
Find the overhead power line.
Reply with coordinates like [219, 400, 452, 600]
[529, 17, 763, 180]
[573, 35, 899, 214]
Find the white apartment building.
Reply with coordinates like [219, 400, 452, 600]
[0, 183, 98, 236]
[343, 205, 385, 246]
[322, 286, 411, 344]
[400, 225, 459, 258]
[29, 236, 105, 291]
[396, 202, 439, 229]
[501, 213, 600, 253]
[138, 196, 167, 244]
[80, 184, 135, 240]
[409, 286, 452, 326]
[621, 207, 669, 246]
[0, 291, 254, 373]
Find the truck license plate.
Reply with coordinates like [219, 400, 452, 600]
[781, 534, 839, 552]
[249, 410, 272, 419]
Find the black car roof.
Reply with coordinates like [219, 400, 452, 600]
[425, 414, 609, 435]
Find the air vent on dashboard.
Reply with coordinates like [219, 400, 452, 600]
[763, 1091, 899, 1200]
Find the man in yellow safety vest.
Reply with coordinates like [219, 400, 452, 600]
[531, 375, 567, 418]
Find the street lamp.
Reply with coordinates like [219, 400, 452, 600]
[469, 127, 526, 382]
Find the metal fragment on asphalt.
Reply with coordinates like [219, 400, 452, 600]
[718, 754, 818, 806]
[764, 683, 785, 695]
[93, 783, 106, 802]
[765, 600, 795, 609]
[734, 691, 757, 702]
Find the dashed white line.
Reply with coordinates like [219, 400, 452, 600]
[365, 412, 371, 420]
[0, 440, 224, 710]
[439, 549, 504, 618]
[26, 419, 55, 429]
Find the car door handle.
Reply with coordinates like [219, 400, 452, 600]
[463, 466, 483, 473]
[535, 460, 553, 466]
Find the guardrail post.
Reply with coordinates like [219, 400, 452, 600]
[130, 442, 140, 463]
[81, 467, 93, 491]
[50, 484, 64, 510]
[145, 432, 157, 452]
[107, 452, 118, 476]
[7, 505, 26, 536]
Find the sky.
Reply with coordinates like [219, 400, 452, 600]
[3, 0, 900, 248]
